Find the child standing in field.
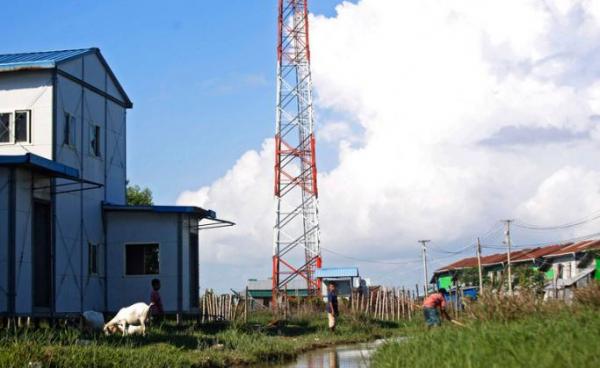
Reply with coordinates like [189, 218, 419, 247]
[150, 278, 164, 321]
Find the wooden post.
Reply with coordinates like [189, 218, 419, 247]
[401, 288, 405, 319]
[477, 237, 484, 293]
[201, 292, 205, 324]
[244, 286, 248, 323]
[408, 290, 412, 321]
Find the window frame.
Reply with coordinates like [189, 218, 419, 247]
[89, 123, 101, 158]
[88, 242, 99, 276]
[0, 112, 13, 144]
[123, 242, 160, 277]
[14, 110, 31, 143]
[63, 112, 77, 148]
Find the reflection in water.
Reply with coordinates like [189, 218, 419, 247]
[278, 340, 383, 368]
[328, 351, 339, 368]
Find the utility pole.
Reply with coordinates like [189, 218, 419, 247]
[476, 237, 483, 292]
[419, 240, 430, 297]
[502, 220, 513, 295]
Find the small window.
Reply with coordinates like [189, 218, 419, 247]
[125, 243, 159, 275]
[0, 113, 11, 143]
[89, 124, 101, 157]
[15, 110, 30, 143]
[89, 242, 98, 275]
[64, 113, 76, 147]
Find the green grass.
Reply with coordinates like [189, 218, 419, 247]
[371, 310, 600, 368]
[0, 312, 402, 367]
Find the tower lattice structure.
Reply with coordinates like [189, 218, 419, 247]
[272, 0, 322, 306]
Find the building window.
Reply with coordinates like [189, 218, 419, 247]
[89, 124, 101, 157]
[125, 243, 159, 275]
[15, 110, 30, 143]
[0, 113, 10, 143]
[89, 242, 98, 275]
[64, 113, 76, 147]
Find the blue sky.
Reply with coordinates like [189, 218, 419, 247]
[4, 0, 600, 291]
[0, 0, 347, 204]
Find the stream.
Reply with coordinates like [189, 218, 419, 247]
[273, 339, 386, 368]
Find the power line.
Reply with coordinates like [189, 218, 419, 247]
[320, 245, 422, 265]
[428, 224, 503, 255]
[514, 209, 600, 230]
[482, 230, 600, 250]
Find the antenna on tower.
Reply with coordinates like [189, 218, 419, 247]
[272, 0, 322, 308]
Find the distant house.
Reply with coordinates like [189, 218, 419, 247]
[246, 278, 307, 307]
[432, 240, 600, 298]
[0, 48, 232, 317]
[540, 240, 600, 300]
[315, 267, 365, 299]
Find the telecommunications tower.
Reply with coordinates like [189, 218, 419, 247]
[272, 0, 322, 306]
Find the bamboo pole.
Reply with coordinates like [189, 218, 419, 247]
[244, 286, 248, 323]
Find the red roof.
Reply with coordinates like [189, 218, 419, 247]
[434, 240, 600, 274]
[511, 244, 565, 262]
[542, 239, 600, 258]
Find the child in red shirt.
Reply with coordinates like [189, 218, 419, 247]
[150, 278, 164, 321]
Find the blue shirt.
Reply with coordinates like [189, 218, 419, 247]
[327, 291, 338, 314]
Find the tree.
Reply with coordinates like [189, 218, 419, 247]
[126, 184, 153, 206]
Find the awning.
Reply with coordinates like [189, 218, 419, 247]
[103, 203, 235, 229]
[0, 153, 103, 194]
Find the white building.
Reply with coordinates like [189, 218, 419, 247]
[0, 48, 231, 317]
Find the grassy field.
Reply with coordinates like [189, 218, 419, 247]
[372, 287, 600, 368]
[0, 312, 403, 368]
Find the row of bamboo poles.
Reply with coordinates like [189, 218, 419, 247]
[200, 290, 248, 323]
[349, 287, 423, 321]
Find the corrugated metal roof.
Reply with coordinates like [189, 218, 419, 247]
[0, 153, 79, 180]
[103, 203, 212, 217]
[0, 48, 95, 71]
[512, 244, 565, 262]
[543, 240, 600, 258]
[435, 240, 600, 275]
[247, 278, 307, 291]
[0, 48, 133, 108]
[315, 267, 359, 278]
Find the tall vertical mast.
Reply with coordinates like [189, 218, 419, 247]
[272, 0, 322, 306]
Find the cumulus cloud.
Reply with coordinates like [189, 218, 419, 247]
[178, 0, 600, 290]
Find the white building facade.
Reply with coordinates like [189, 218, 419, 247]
[0, 49, 226, 317]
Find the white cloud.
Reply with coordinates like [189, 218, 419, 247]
[178, 0, 600, 290]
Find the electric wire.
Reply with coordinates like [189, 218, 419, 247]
[514, 209, 600, 230]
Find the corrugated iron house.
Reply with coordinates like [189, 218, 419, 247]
[431, 241, 600, 298]
[315, 267, 365, 299]
[0, 48, 231, 317]
[246, 278, 308, 307]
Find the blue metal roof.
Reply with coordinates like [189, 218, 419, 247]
[315, 267, 360, 278]
[0, 48, 95, 72]
[0, 153, 79, 179]
[103, 203, 215, 218]
[0, 48, 132, 108]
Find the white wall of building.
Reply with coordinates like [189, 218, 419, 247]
[105, 211, 199, 313]
[0, 71, 53, 158]
[0, 168, 8, 313]
[51, 52, 127, 313]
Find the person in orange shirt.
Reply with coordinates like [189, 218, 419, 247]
[422, 288, 451, 327]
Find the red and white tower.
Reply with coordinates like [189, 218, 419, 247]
[272, 0, 321, 306]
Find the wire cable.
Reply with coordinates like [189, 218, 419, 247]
[514, 209, 600, 230]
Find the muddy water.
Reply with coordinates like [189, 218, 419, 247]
[274, 339, 386, 368]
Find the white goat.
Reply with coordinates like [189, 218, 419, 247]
[103, 302, 153, 337]
[107, 324, 145, 336]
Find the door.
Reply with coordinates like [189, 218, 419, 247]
[189, 232, 199, 308]
[33, 201, 52, 309]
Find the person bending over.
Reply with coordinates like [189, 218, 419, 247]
[422, 288, 451, 327]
